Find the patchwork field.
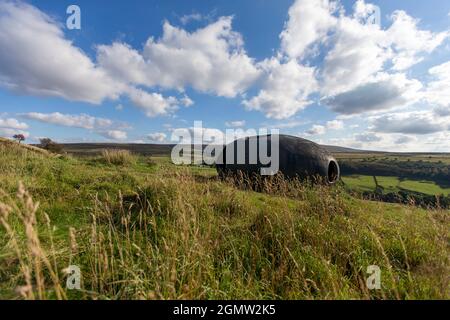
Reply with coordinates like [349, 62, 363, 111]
[342, 175, 450, 196]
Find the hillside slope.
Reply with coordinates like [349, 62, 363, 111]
[0, 144, 448, 300]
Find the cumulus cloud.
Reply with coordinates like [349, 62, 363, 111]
[354, 132, 382, 142]
[243, 58, 317, 119]
[0, 2, 122, 104]
[323, 74, 422, 115]
[370, 111, 449, 135]
[0, 127, 29, 138]
[321, 14, 388, 96]
[20, 112, 113, 130]
[1, 0, 449, 147]
[425, 61, 450, 108]
[321, 2, 448, 95]
[98, 17, 260, 98]
[280, 0, 337, 59]
[127, 88, 186, 117]
[180, 13, 203, 25]
[244, 0, 446, 119]
[305, 124, 327, 135]
[326, 119, 344, 130]
[303, 119, 344, 136]
[0, 2, 195, 119]
[20, 112, 130, 141]
[146, 132, 167, 142]
[434, 106, 450, 117]
[395, 135, 417, 145]
[225, 120, 246, 128]
[99, 130, 127, 141]
[387, 11, 449, 71]
[0, 116, 29, 138]
[0, 117, 28, 130]
[96, 43, 148, 87]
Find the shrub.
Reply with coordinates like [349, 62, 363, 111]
[101, 149, 136, 166]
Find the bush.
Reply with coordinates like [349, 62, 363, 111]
[101, 149, 136, 166]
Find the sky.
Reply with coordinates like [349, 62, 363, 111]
[0, 0, 449, 151]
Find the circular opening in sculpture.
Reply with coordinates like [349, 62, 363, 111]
[328, 160, 339, 184]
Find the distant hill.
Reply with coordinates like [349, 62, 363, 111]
[320, 145, 370, 154]
[59, 142, 368, 156]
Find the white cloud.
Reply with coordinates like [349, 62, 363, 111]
[146, 132, 167, 142]
[19, 112, 131, 141]
[243, 58, 317, 119]
[245, 0, 446, 119]
[20, 112, 113, 130]
[326, 119, 344, 130]
[323, 132, 443, 152]
[305, 124, 327, 136]
[387, 11, 449, 71]
[425, 61, 450, 107]
[98, 17, 260, 98]
[0, 116, 30, 138]
[96, 43, 149, 86]
[321, 13, 388, 95]
[395, 135, 417, 145]
[370, 111, 450, 135]
[323, 73, 422, 115]
[0, 2, 198, 119]
[354, 132, 382, 142]
[265, 119, 310, 129]
[99, 130, 127, 141]
[180, 13, 203, 25]
[225, 120, 246, 128]
[0, 127, 29, 139]
[127, 88, 186, 117]
[434, 106, 450, 117]
[304, 119, 343, 135]
[280, 0, 337, 59]
[0, 2, 123, 104]
[0, 117, 28, 130]
[180, 95, 194, 107]
[320, 1, 447, 97]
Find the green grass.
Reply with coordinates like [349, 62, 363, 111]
[342, 175, 450, 196]
[0, 142, 448, 300]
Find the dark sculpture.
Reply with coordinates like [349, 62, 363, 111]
[215, 134, 340, 184]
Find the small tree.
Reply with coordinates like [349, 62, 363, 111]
[39, 138, 63, 154]
[13, 134, 25, 144]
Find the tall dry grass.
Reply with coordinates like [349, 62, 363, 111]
[0, 183, 66, 299]
[0, 171, 448, 299]
[101, 149, 136, 166]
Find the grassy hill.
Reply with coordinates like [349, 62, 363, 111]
[0, 141, 448, 299]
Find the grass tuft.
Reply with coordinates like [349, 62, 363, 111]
[101, 149, 136, 166]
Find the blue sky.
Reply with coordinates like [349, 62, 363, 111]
[0, 0, 449, 151]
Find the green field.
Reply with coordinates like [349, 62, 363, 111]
[0, 140, 449, 300]
[342, 175, 450, 196]
[335, 152, 450, 164]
